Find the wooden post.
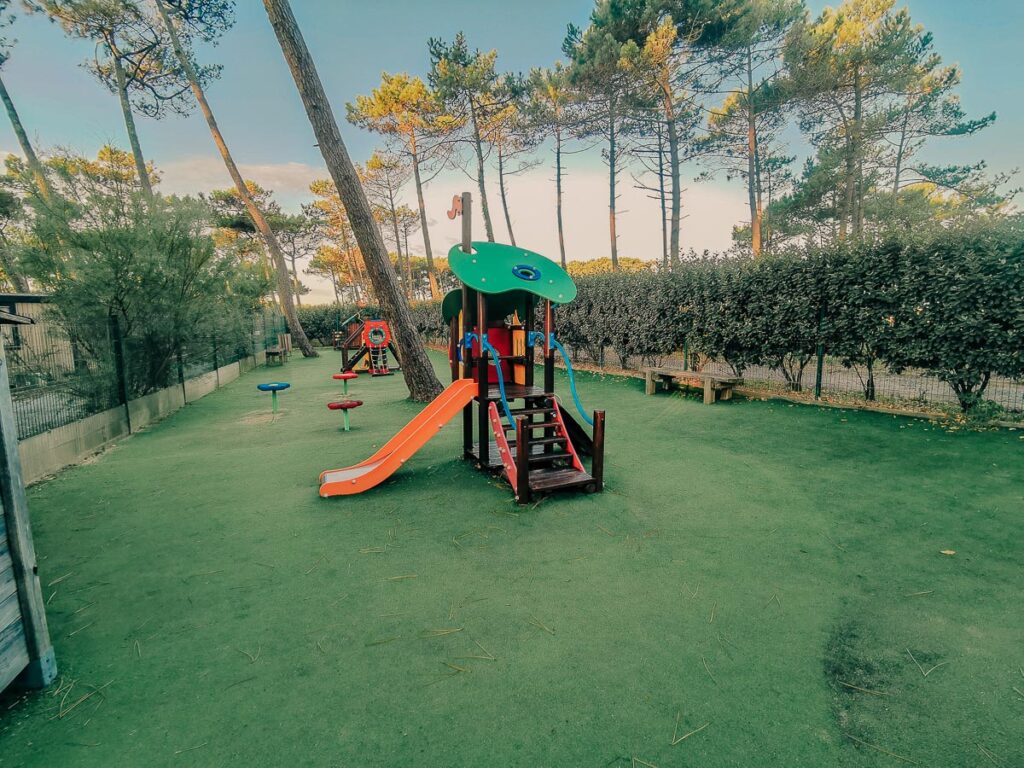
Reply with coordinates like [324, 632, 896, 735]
[591, 410, 605, 493]
[0, 340, 56, 689]
[477, 291, 489, 468]
[524, 295, 535, 388]
[461, 191, 472, 255]
[448, 317, 459, 382]
[461, 193, 474, 456]
[515, 416, 531, 505]
[543, 300, 554, 393]
[644, 369, 656, 396]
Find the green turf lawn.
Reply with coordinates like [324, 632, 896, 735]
[1, 350, 1021, 767]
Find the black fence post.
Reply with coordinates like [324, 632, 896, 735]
[176, 343, 186, 402]
[814, 308, 825, 400]
[212, 334, 220, 388]
[108, 313, 132, 434]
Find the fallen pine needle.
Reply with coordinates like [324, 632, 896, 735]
[632, 758, 658, 768]
[904, 590, 934, 597]
[528, 616, 555, 635]
[48, 572, 74, 587]
[359, 546, 387, 554]
[67, 621, 94, 638]
[443, 662, 468, 673]
[701, 655, 716, 684]
[978, 743, 1004, 766]
[174, 742, 208, 755]
[842, 732, 918, 764]
[596, 525, 616, 537]
[708, 601, 717, 624]
[672, 720, 710, 746]
[225, 676, 255, 690]
[386, 574, 417, 581]
[906, 648, 947, 678]
[365, 636, 401, 647]
[823, 534, 847, 551]
[236, 643, 261, 664]
[304, 555, 326, 575]
[839, 681, 891, 696]
[419, 628, 463, 638]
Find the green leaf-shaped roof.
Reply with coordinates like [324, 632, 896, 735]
[447, 242, 577, 304]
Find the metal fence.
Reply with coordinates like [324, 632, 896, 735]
[564, 343, 1024, 415]
[3, 306, 286, 440]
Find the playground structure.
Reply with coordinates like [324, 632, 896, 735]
[319, 192, 605, 503]
[338, 316, 400, 377]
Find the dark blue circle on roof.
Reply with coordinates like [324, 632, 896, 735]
[512, 263, 541, 282]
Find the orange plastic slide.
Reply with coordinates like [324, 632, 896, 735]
[319, 378, 477, 497]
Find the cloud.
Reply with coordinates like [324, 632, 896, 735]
[158, 155, 327, 204]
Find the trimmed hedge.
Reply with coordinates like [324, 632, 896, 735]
[556, 220, 1023, 410]
[296, 221, 1022, 411]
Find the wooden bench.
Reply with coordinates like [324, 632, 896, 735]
[642, 367, 741, 405]
[265, 346, 284, 366]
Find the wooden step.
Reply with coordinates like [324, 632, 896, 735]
[528, 467, 596, 493]
[502, 420, 559, 432]
[507, 436, 566, 448]
[509, 406, 556, 416]
[528, 452, 571, 466]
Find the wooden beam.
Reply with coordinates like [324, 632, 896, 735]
[0, 339, 55, 689]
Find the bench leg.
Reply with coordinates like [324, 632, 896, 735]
[645, 370, 656, 395]
[720, 386, 733, 401]
[703, 379, 715, 405]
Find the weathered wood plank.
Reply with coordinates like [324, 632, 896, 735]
[0, 591, 21, 637]
[0, 617, 29, 692]
[0, 566, 16, 606]
[0, 342, 56, 688]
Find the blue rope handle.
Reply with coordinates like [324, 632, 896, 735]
[549, 333, 594, 427]
[465, 332, 515, 425]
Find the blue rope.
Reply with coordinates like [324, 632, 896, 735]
[465, 331, 514, 425]
[549, 333, 594, 427]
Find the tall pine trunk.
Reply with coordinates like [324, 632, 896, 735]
[109, 38, 153, 200]
[263, 0, 441, 401]
[555, 124, 566, 268]
[289, 253, 301, 306]
[746, 48, 762, 256]
[665, 109, 680, 268]
[0, 73, 51, 200]
[155, 0, 316, 357]
[410, 134, 439, 298]
[497, 144, 516, 246]
[468, 101, 495, 241]
[607, 96, 619, 270]
[657, 126, 668, 270]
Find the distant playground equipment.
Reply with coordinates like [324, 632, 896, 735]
[327, 399, 363, 431]
[319, 191, 606, 503]
[338, 315, 400, 377]
[257, 381, 290, 413]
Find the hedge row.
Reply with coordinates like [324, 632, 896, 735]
[296, 220, 1022, 411]
[555, 221, 1022, 410]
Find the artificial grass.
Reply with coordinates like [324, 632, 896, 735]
[0, 350, 1020, 767]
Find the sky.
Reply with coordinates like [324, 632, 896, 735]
[2, 0, 1022, 303]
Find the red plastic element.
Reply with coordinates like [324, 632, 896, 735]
[327, 400, 363, 410]
[471, 325, 512, 384]
[333, 372, 358, 380]
[489, 402, 517, 494]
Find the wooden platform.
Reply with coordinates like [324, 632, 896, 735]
[642, 367, 741, 405]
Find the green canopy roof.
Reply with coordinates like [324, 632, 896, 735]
[447, 242, 577, 304]
[441, 288, 532, 324]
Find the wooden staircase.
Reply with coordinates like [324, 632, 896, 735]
[488, 393, 603, 503]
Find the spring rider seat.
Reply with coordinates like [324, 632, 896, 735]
[327, 399, 363, 431]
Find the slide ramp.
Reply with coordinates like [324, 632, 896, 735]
[319, 378, 477, 497]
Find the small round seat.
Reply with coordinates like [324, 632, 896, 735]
[256, 382, 290, 413]
[332, 371, 358, 394]
[327, 399, 363, 431]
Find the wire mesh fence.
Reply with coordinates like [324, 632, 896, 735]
[3, 304, 285, 440]
[563, 342, 1024, 415]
